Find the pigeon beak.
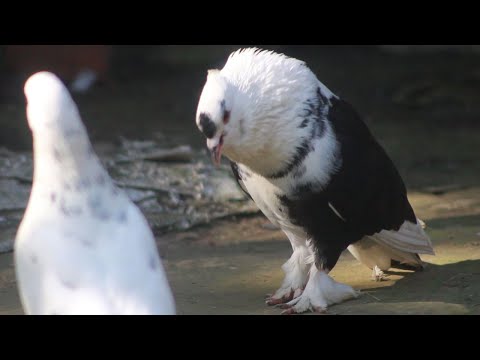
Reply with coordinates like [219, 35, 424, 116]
[207, 134, 224, 166]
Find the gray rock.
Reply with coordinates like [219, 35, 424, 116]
[0, 140, 259, 240]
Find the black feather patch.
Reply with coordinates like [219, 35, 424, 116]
[199, 113, 217, 139]
[231, 161, 253, 200]
[276, 97, 418, 272]
[298, 118, 309, 129]
[268, 87, 328, 179]
[268, 139, 313, 179]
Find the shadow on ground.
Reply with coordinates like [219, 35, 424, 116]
[334, 260, 480, 315]
[157, 205, 480, 315]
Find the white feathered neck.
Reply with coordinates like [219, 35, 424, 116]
[25, 72, 108, 189]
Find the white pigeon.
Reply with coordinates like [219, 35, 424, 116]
[15, 71, 176, 315]
[195, 48, 435, 314]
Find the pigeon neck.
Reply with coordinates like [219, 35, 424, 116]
[226, 126, 305, 178]
[224, 96, 318, 178]
[32, 131, 104, 188]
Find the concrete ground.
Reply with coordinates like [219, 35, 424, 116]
[1, 188, 479, 315]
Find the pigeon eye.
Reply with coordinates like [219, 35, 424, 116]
[220, 99, 230, 124]
[223, 110, 230, 124]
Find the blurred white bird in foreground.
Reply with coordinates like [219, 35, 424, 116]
[15, 71, 176, 315]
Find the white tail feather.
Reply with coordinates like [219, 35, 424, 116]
[369, 219, 435, 256]
[348, 236, 424, 271]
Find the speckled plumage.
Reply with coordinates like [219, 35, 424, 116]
[15, 72, 176, 315]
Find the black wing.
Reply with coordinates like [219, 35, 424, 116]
[325, 97, 416, 235]
[280, 97, 417, 270]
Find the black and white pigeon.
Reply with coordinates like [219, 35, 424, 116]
[15, 71, 176, 315]
[195, 48, 435, 314]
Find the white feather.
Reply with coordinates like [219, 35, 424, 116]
[348, 219, 434, 272]
[285, 266, 359, 313]
[369, 220, 435, 256]
[15, 72, 176, 315]
[348, 235, 421, 271]
[328, 202, 346, 222]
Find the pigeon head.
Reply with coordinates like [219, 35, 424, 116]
[195, 69, 237, 166]
[196, 48, 332, 177]
[24, 71, 102, 183]
[25, 72, 84, 134]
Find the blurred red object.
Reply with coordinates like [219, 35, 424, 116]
[4, 45, 111, 88]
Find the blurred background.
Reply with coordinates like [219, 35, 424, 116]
[1, 45, 480, 314]
[1, 45, 479, 190]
